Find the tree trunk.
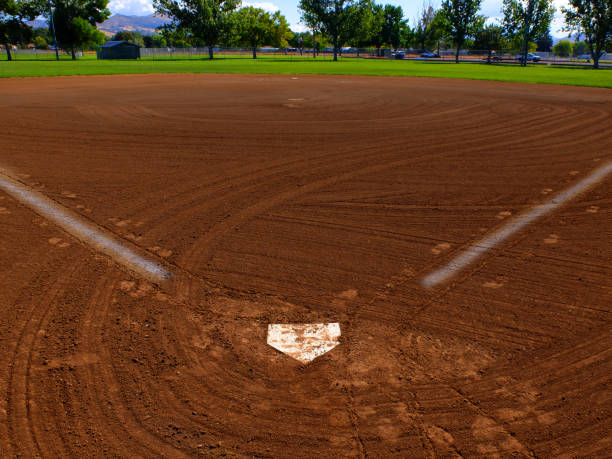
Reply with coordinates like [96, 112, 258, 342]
[455, 46, 460, 63]
[4, 44, 12, 61]
[591, 44, 600, 69]
[487, 49, 492, 64]
[71, 47, 76, 60]
[334, 37, 338, 62]
[208, 45, 213, 60]
[252, 47, 257, 59]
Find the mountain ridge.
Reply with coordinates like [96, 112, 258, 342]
[28, 13, 171, 36]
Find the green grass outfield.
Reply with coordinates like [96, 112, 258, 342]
[1, 57, 611, 88]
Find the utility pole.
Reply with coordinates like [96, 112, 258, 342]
[49, 0, 59, 60]
[520, 0, 534, 67]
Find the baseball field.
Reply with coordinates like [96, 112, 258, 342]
[0, 73, 610, 457]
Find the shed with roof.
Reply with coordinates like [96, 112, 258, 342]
[98, 41, 141, 60]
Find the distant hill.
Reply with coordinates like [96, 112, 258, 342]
[97, 14, 171, 36]
[28, 14, 171, 36]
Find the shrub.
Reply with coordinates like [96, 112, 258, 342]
[553, 40, 573, 57]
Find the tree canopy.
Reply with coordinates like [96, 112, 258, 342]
[473, 24, 506, 62]
[231, 6, 292, 58]
[154, 0, 240, 58]
[380, 4, 405, 50]
[502, 0, 555, 64]
[441, 0, 483, 62]
[563, 0, 612, 68]
[51, 0, 110, 59]
[1, 0, 40, 60]
[299, 0, 355, 60]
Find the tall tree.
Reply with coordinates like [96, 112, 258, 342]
[381, 4, 405, 51]
[299, 3, 323, 57]
[232, 7, 291, 58]
[413, 2, 436, 50]
[563, 0, 612, 68]
[346, 0, 375, 53]
[1, 0, 39, 60]
[428, 9, 450, 53]
[370, 3, 384, 54]
[474, 23, 506, 62]
[299, 0, 355, 61]
[535, 31, 552, 50]
[502, 0, 555, 66]
[51, 0, 109, 59]
[441, 0, 483, 62]
[154, 0, 240, 59]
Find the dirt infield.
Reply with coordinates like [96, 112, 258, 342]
[0, 74, 610, 457]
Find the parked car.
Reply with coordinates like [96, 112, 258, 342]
[577, 52, 607, 61]
[516, 53, 541, 62]
[421, 51, 440, 58]
[393, 51, 405, 59]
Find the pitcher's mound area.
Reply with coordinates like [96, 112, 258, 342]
[0, 74, 610, 457]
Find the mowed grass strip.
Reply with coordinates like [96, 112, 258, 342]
[1, 57, 611, 87]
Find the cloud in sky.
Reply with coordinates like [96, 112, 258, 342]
[290, 23, 310, 33]
[107, 0, 281, 18]
[108, 0, 154, 15]
[241, 1, 281, 12]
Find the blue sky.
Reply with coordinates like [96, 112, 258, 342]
[108, 0, 570, 37]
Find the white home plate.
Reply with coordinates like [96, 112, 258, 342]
[267, 323, 341, 363]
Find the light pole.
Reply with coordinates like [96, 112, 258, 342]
[48, 0, 59, 60]
[520, 0, 534, 67]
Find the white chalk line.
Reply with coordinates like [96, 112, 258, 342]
[421, 162, 612, 288]
[0, 172, 171, 282]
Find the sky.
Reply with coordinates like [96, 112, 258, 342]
[108, 0, 571, 38]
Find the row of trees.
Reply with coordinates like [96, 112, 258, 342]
[298, 0, 554, 63]
[1, 0, 110, 60]
[297, 0, 611, 66]
[2, 0, 611, 66]
[154, 0, 292, 59]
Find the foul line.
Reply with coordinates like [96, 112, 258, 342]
[0, 172, 171, 282]
[421, 162, 612, 288]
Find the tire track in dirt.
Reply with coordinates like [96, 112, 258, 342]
[5, 262, 81, 457]
[0, 75, 610, 456]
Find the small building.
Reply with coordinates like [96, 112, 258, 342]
[98, 41, 140, 60]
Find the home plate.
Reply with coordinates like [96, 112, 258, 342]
[267, 323, 341, 364]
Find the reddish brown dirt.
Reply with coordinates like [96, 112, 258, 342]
[0, 74, 610, 457]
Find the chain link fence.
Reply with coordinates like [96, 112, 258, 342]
[3, 46, 610, 66]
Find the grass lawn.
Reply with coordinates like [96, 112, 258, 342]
[1, 57, 611, 88]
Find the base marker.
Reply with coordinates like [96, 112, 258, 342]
[267, 323, 341, 363]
